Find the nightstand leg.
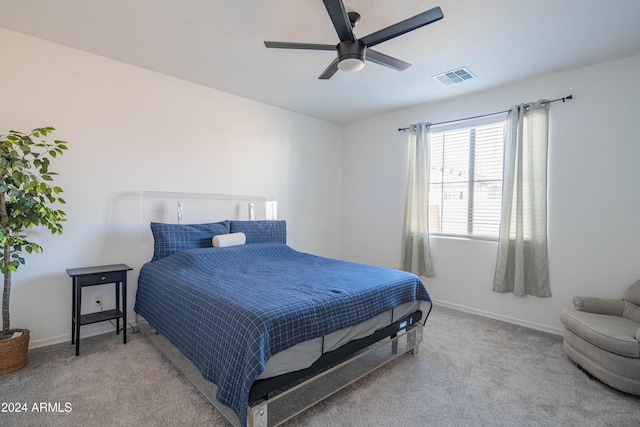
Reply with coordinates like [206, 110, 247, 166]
[115, 280, 120, 335]
[71, 279, 76, 345]
[122, 279, 127, 345]
[75, 281, 82, 356]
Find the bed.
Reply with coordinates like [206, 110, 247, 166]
[134, 216, 431, 426]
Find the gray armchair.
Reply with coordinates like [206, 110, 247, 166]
[560, 279, 640, 395]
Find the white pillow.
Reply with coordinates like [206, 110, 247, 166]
[212, 232, 246, 248]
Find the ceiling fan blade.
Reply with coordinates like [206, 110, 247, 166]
[318, 58, 339, 79]
[360, 6, 444, 48]
[322, 0, 355, 42]
[366, 49, 411, 71]
[264, 41, 336, 51]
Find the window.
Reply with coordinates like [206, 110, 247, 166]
[428, 115, 506, 239]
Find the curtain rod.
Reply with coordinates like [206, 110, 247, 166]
[397, 95, 573, 131]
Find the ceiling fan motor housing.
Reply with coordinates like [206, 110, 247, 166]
[337, 40, 366, 72]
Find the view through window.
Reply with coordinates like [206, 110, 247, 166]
[428, 115, 506, 239]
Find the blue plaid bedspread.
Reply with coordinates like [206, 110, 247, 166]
[134, 243, 430, 426]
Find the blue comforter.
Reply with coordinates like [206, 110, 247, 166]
[134, 243, 430, 426]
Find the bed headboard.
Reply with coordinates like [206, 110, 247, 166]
[139, 190, 277, 247]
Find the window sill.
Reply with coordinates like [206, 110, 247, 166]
[429, 233, 498, 243]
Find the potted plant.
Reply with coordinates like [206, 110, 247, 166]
[0, 127, 67, 375]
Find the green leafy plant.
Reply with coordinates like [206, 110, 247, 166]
[1, 127, 67, 335]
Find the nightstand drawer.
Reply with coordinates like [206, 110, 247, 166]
[79, 271, 126, 286]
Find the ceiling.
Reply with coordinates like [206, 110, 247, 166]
[1, 0, 640, 124]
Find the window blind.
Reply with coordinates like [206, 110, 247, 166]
[428, 116, 506, 239]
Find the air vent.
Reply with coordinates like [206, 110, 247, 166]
[432, 67, 476, 85]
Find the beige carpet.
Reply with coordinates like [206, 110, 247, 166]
[1, 306, 639, 426]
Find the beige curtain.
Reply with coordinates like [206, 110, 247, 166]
[493, 101, 551, 297]
[401, 122, 434, 277]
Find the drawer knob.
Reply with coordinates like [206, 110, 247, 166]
[101, 276, 106, 280]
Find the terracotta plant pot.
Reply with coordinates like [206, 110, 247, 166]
[0, 329, 30, 375]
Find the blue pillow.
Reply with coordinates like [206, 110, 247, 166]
[229, 220, 286, 244]
[150, 221, 230, 261]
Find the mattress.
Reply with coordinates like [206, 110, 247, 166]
[259, 299, 430, 379]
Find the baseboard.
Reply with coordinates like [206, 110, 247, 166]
[28, 321, 136, 349]
[28, 303, 562, 349]
[432, 299, 563, 336]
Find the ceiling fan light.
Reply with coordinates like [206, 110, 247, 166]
[338, 57, 365, 72]
[337, 39, 366, 73]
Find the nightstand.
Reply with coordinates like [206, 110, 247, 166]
[66, 264, 133, 356]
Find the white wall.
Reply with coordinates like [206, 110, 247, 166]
[342, 54, 640, 334]
[0, 29, 343, 347]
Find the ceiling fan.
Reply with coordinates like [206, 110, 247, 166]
[264, 0, 444, 79]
